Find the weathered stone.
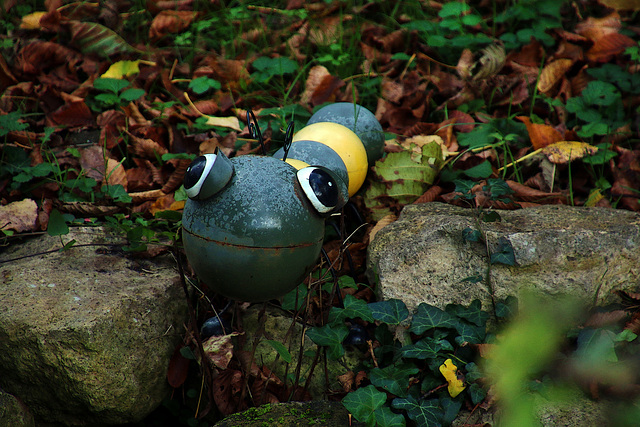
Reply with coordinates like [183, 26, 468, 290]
[0, 227, 187, 425]
[368, 203, 640, 314]
[240, 305, 356, 398]
[0, 388, 35, 427]
[213, 401, 365, 427]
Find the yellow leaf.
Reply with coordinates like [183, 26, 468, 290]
[541, 141, 598, 164]
[439, 359, 466, 398]
[184, 93, 243, 131]
[101, 60, 141, 79]
[585, 188, 605, 207]
[204, 116, 242, 131]
[20, 11, 46, 30]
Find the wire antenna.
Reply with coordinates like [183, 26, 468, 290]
[281, 120, 295, 161]
[246, 109, 266, 155]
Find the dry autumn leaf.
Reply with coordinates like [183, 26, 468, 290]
[542, 141, 598, 164]
[149, 10, 198, 40]
[20, 11, 46, 29]
[537, 58, 573, 94]
[369, 214, 397, 242]
[0, 199, 38, 232]
[517, 116, 564, 150]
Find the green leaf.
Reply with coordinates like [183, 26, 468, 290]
[490, 237, 515, 266]
[306, 324, 349, 360]
[467, 383, 487, 405]
[120, 88, 145, 102]
[0, 111, 29, 137]
[264, 340, 292, 364]
[369, 299, 409, 325]
[374, 405, 406, 427]
[454, 321, 486, 345]
[485, 178, 514, 200]
[495, 296, 518, 319]
[188, 76, 221, 94]
[576, 328, 617, 363]
[440, 397, 462, 425]
[342, 385, 387, 426]
[462, 227, 482, 242]
[251, 56, 298, 82]
[582, 143, 617, 165]
[439, 1, 469, 17]
[445, 300, 489, 327]
[463, 160, 493, 179]
[94, 77, 130, 93]
[281, 283, 308, 311]
[337, 275, 359, 289]
[161, 153, 197, 162]
[328, 294, 374, 324]
[101, 184, 132, 203]
[615, 329, 637, 343]
[369, 363, 419, 397]
[400, 337, 453, 360]
[453, 179, 475, 199]
[581, 81, 621, 107]
[47, 209, 69, 237]
[94, 93, 121, 107]
[411, 303, 459, 334]
[392, 396, 442, 426]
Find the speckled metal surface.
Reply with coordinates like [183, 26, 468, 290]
[273, 139, 349, 189]
[182, 155, 325, 301]
[307, 102, 384, 165]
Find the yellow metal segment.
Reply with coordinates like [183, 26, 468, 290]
[292, 122, 368, 196]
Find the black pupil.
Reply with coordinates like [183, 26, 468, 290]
[184, 156, 207, 189]
[309, 169, 338, 208]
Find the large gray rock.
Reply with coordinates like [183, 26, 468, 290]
[0, 388, 35, 427]
[368, 203, 640, 314]
[0, 227, 187, 425]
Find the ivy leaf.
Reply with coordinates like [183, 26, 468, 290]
[400, 337, 453, 360]
[392, 396, 442, 426]
[328, 294, 374, 324]
[495, 296, 518, 319]
[490, 237, 515, 266]
[369, 299, 409, 325]
[467, 383, 487, 405]
[454, 321, 486, 345]
[306, 324, 349, 360]
[342, 385, 387, 426]
[462, 227, 482, 242]
[411, 303, 459, 334]
[440, 397, 462, 425]
[576, 328, 618, 363]
[374, 405, 406, 427]
[369, 363, 419, 398]
[446, 300, 489, 327]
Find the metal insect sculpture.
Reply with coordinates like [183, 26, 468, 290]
[181, 103, 384, 302]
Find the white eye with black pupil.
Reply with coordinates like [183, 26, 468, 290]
[298, 167, 339, 214]
[184, 154, 216, 199]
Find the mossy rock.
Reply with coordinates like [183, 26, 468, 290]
[214, 401, 365, 427]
